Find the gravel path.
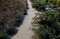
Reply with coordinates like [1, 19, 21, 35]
[12, 0, 39, 39]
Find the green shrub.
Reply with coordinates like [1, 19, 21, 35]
[32, 10, 60, 39]
[30, 0, 60, 11]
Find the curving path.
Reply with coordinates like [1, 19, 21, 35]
[12, 0, 39, 39]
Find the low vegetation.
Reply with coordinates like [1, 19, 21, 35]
[31, 0, 60, 39]
[32, 10, 60, 39]
[30, 0, 60, 11]
[0, 0, 27, 39]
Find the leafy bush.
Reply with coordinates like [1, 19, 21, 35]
[30, 0, 46, 11]
[0, 0, 26, 38]
[0, 0, 25, 29]
[32, 10, 60, 39]
[30, 0, 60, 11]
